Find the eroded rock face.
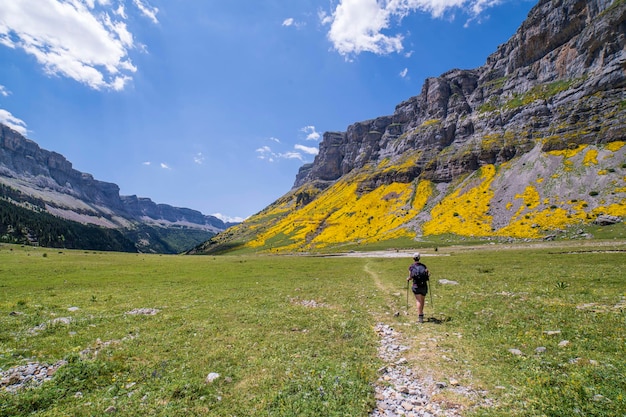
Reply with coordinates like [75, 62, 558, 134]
[0, 124, 123, 209]
[294, 0, 626, 190]
[0, 124, 229, 233]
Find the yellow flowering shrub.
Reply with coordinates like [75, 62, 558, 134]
[510, 186, 541, 221]
[422, 165, 495, 236]
[583, 149, 598, 166]
[421, 119, 441, 127]
[497, 196, 594, 238]
[592, 201, 626, 217]
[496, 206, 580, 238]
[412, 180, 432, 212]
[309, 181, 421, 248]
[379, 151, 423, 174]
[548, 144, 587, 158]
[606, 141, 625, 152]
[245, 171, 433, 252]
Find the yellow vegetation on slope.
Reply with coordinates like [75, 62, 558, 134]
[235, 142, 625, 252]
[583, 148, 598, 166]
[548, 144, 587, 158]
[606, 141, 625, 152]
[497, 200, 587, 239]
[246, 174, 433, 252]
[422, 165, 496, 236]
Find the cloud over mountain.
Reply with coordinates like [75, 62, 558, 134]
[322, 0, 501, 56]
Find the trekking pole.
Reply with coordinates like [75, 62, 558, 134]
[406, 279, 409, 313]
[429, 279, 434, 314]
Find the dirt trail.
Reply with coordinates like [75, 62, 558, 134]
[363, 261, 490, 416]
[363, 262, 389, 294]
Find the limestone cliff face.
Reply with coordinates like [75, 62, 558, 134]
[0, 124, 228, 233]
[0, 124, 124, 210]
[294, 0, 625, 189]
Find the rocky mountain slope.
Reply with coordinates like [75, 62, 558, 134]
[0, 124, 234, 252]
[193, 0, 625, 255]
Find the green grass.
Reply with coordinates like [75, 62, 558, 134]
[399, 242, 626, 416]
[0, 247, 378, 416]
[1, 241, 625, 416]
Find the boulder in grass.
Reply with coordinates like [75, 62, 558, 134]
[205, 372, 220, 384]
[594, 214, 621, 226]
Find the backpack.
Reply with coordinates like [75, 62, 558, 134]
[409, 262, 429, 285]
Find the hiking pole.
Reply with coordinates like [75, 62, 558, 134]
[406, 279, 409, 313]
[429, 279, 434, 315]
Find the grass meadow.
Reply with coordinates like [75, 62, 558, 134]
[0, 240, 624, 416]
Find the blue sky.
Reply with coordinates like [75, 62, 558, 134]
[0, 0, 536, 222]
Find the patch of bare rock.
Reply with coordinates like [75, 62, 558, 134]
[0, 361, 67, 392]
[125, 308, 160, 315]
[371, 323, 491, 417]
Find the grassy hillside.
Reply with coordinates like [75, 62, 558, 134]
[1, 240, 624, 416]
[194, 141, 626, 255]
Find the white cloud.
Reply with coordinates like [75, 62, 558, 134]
[193, 152, 205, 165]
[325, 0, 403, 56]
[295, 144, 319, 156]
[211, 213, 245, 223]
[142, 161, 151, 166]
[257, 132, 319, 163]
[257, 145, 308, 162]
[469, 0, 501, 16]
[160, 162, 171, 170]
[0, 0, 158, 91]
[133, 0, 159, 24]
[282, 17, 305, 29]
[256, 145, 276, 162]
[0, 109, 27, 135]
[323, 0, 492, 56]
[114, 5, 127, 19]
[279, 151, 304, 160]
[301, 125, 320, 141]
[0, 85, 9, 97]
[400, 67, 409, 78]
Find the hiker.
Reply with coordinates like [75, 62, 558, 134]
[407, 252, 429, 323]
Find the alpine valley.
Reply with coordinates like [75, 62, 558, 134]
[192, 0, 626, 255]
[0, 124, 236, 253]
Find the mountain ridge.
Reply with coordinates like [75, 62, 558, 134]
[192, 0, 626, 255]
[295, 0, 625, 189]
[0, 123, 235, 252]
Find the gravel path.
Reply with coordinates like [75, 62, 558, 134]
[371, 323, 490, 417]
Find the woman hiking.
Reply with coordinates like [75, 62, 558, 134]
[406, 252, 429, 323]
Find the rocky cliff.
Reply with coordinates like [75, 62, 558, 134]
[194, 0, 625, 255]
[295, 0, 625, 189]
[0, 124, 232, 252]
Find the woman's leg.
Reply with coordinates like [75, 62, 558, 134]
[414, 293, 425, 322]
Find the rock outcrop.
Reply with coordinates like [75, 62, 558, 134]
[294, 0, 625, 189]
